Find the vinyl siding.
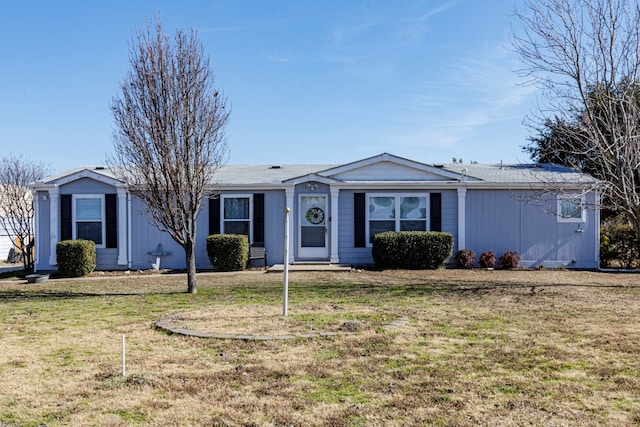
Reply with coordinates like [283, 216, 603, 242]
[465, 190, 597, 268]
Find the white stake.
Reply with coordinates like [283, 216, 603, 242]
[283, 207, 290, 317]
[121, 335, 126, 377]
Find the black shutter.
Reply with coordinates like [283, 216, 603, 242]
[61, 194, 72, 241]
[354, 193, 366, 247]
[105, 194, 117, 248]
[430, 193, 442, 232]
[209, 197, 220, 235]
[253, 193, 265, 245]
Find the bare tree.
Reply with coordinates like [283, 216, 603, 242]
[0, 154, 48, 271]
[512, 0, 640, 234]
[108, 20, 229, 293]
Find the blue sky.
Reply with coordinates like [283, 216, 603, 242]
[0, 1, 536, 174]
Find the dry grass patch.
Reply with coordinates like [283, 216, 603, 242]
[1, 269, 640, 426]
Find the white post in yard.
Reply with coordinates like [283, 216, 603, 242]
[122, 335, 126, 377]
[283, 207, 290, 317]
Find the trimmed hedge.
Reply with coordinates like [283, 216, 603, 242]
[56, 239, 96, 277]
[207, 234, 249, 271]
[372, 231, 453, 269]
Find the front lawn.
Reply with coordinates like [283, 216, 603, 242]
[0, 269, 638, 426]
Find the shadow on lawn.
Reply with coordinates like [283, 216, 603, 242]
[0, 289, 187, 302]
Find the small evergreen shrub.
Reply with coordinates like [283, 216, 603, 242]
[206, 234, 249, 271]
[499, 251, 520, 269]
[479, 250, 496, 268]
[454, 249, 476, 268]
[372, 231, 453, 269]
[56, 239, 96, 277]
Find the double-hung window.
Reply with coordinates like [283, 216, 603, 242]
[222, 195, 252, 241]
[73, 195, 105, 247]
[557, 194, 585, 223]
[367, 194, 428, 244]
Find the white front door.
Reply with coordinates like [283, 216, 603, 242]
[298, 195, 328, 259]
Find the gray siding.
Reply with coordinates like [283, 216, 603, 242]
[465, 190, 597, 268]
[129, 196, 201, 270]
[337, 189, 457, 266]
[36, 183, 122, 271]
[262, 190, 286, 265]
[337, 189, 372, 265]
[60, 178, 115, 195]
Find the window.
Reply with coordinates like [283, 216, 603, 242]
[367, 194, 428, 244]
[73, 195, 105, 247]
[222, 195, 252, 241]
[557, 195, 585, 222]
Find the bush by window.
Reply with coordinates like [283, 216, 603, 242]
[372, 231, 453, 269]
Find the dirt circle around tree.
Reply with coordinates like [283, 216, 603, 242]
[155, 304, 403, 340]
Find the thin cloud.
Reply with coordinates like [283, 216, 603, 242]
[397, 1, 457, 46]
[261, 52, 290, 63]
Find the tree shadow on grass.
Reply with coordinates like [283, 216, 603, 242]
[0, 289, 188, 302]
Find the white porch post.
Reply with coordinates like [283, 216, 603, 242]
[329, 186, 339, 263]
[32, 189, 39, 271]
[116, 187, 128, 265]
[48, 187, 60, 266]
[457, 187, 467, 251]
[285, 186, 295, 264]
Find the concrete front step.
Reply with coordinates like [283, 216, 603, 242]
[268, 263, 352, 272]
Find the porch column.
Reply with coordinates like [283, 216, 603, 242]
[116, 187, 128, 265]
[457, 188, 467, 251]
[285, 186, 295, 264]
[329, 186, 339, 263]
[48, 187, 59, 266]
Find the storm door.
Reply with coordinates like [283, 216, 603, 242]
[298, 195, 328, 259]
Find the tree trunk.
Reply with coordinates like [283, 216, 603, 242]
[185, 240, 197, 294]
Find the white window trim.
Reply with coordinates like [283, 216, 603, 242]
[221, 194, 253, 244]
[557, 194, 586, 223]
[365, 193, 430, 247]
[72, 194, 106, 248]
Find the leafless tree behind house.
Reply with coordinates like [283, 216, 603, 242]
[512, 0, 640, 234]
[108, 20, 229, 293]
[0, 154, 48, 271]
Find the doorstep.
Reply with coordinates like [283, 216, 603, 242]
[268, 263, 352, 272]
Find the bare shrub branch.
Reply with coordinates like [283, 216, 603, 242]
[0, 154, 48, 271]
[107, 20, 229, 293]
[513, 0, 640, 233]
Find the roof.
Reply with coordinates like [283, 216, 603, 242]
[212, 164, 338, 185]
[29, 153, 600, 189]
[440, 162, 600, 184]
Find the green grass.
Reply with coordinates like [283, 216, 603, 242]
[1, 269, 640, 425]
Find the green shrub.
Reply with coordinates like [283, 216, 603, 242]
[372, 231, 453, 269]
[479, 250, 496, 268]
[454, 249, 476, 268]
[206, 234, 249, 271]
[600, 223, 639, 268]
[499, 251, 520, 269]
[56, 240, 96, 277]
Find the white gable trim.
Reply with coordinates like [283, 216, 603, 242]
[316, 152, 470, 181]
[35, 168, 124, 188]
[284, 173, 339, 185]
